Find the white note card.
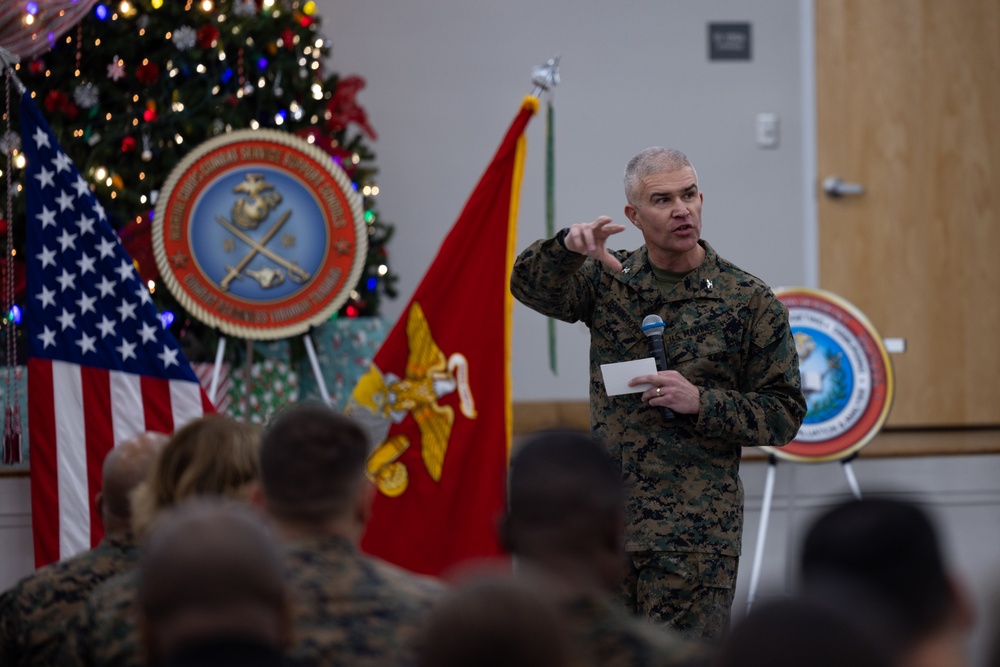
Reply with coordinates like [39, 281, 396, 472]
[600, 358, 658, 396]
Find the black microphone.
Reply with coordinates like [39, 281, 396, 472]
[641, 314, 676, 421]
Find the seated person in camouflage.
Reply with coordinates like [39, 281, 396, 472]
[0, 431, 166, 667]
[61, 415, 262, 667]
[499, 428, 711, 667]
[253, 402, 446, 667]
[137, 498, 292, 667]
[510, 147, 806, 639]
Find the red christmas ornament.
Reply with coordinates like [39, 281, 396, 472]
[197, 24, 220, 49]
[28, 59, 45, 75]
[281, 27, 295, 50]
[43, 89, 68, 113]
[117, 211, 158, 283]
[143, 108, 158, 122]
[135, 62, 160, 85]
[121, 136, 136, 153]
[0, 258, 27, 303]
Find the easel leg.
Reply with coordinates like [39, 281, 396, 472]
[746, 454, 778, 614]
[208, 336, 227, 404]
[841, 454, 862, 499]
[303, 332, 332, 406]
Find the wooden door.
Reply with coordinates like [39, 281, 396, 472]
[815, 0, 1000, 427]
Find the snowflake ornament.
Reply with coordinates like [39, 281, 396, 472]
[172, 26, 197, 51]
[233, 0, 257, 17]
[107, 56, 125, 81]
[0, 131, 20, 155]
[73, 83, 99, 109]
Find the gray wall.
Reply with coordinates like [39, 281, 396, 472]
[322, 0, 814, 400]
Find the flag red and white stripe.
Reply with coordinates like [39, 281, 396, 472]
[20, 89, 213, 567]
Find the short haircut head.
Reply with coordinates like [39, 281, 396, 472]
[504, 428, 623, 556]
[623, 147, 695, 205]
[800, 497, 952, 642]
[131, 415, 261, 537]
[137, 498, 289, 658]
[259, 402, 370, 523]
[101, 431, 169, 522]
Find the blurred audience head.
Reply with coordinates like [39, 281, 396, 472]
[800, 496, 975, 667]
[97, 431, 169, 533]
[714, 595, 894, 667]
[137, 498, 290, 665]
[414, 576, 570, 667]
[258, 402, 371, 534]
[500, 428, 625, 592]
[131, 415, 261, 537]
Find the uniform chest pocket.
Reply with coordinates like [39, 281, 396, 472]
[666, 322, 740, 386]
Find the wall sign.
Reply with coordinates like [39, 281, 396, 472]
[709, 22, 752, 61]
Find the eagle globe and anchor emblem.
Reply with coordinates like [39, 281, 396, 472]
[153, 130, 367, 341]
[346, 302, 477, 498]
[763, 287, 894, 463]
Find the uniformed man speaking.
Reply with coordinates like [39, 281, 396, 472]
[510, 147, 806, 641]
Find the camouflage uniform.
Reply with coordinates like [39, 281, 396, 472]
[283, 533, 447, 667]
[61, 568, 143, 667]
[511, 237, 806, 639]
[0, 533, 137, 667]
[560, 593, 713, 667]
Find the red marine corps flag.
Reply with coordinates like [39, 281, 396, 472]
[346, 95, 538, 575]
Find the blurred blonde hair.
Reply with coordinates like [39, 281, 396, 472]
[131, 415, 261, 538]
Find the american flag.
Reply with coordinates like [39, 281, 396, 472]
[20, 90, 213, 567]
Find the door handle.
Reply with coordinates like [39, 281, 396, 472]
[823, 176, 865, 198]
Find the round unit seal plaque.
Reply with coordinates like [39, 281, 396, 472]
[763, 287, 894, 463]
[153, 129, 367, 340]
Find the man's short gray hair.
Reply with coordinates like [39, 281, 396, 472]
[623, 147, 695, 205]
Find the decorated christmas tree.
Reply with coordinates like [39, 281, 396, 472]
[2, 0, 397, 361]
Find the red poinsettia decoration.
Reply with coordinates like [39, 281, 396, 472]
[325, 75, 377, 140]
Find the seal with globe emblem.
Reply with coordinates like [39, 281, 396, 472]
[152, 129, 366, 340]
[763, 287, 894, 463]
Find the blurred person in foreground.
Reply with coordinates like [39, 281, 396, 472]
[415, 575, 570, 667]
[0, 432, 167, 666]
[137, 498, 291, 667]
[500, 428, 711, 667]
[800, 496, 976, 667]
[252, 401, 446, 667]
[61, 414, 262, 667]
[713, 595, 895, 667]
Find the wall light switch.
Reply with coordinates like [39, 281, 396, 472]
[756, 112, 779, 148]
